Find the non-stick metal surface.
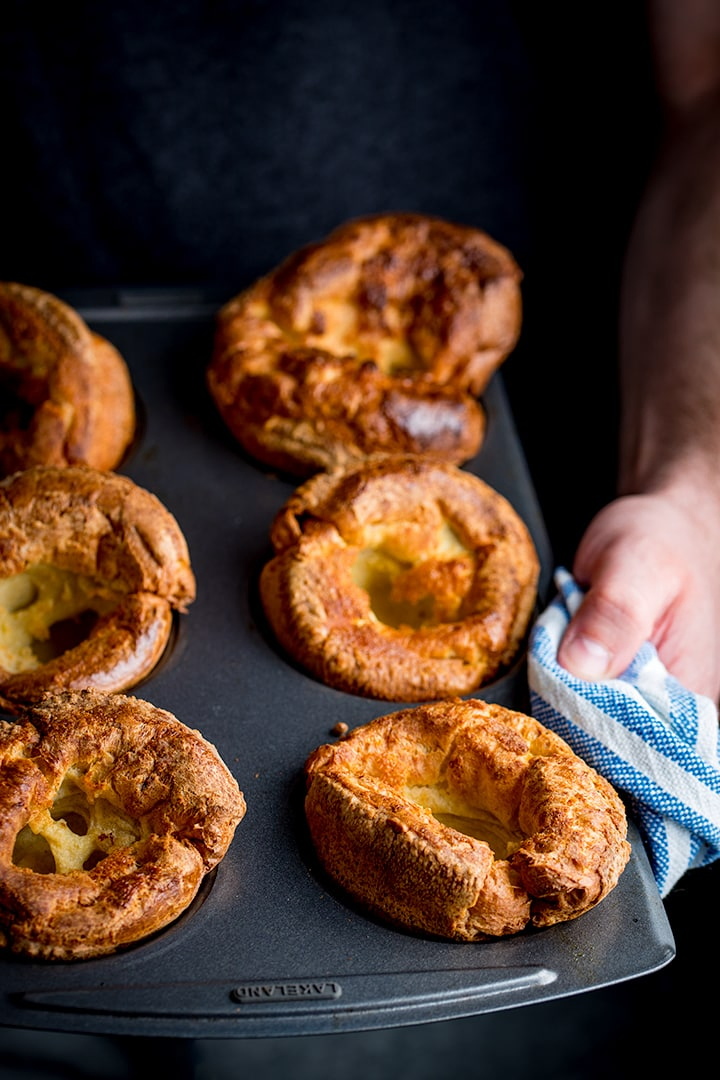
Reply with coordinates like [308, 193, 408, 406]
[0, 289, 675, 1039]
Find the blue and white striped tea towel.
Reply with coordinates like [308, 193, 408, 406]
[528, 567, 720, 897]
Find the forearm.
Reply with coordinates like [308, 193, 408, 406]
[618, 93, 720, 501]
[558, 4, 720, 701]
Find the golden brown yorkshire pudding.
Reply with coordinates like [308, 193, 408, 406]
[0, 282, 136, 478]
[0, 465, 196, 707]
[305, 698, 631, 941]
[260, 454, 539, 701]
[0, 689, 246, 960]
[208, 212, 522, 476]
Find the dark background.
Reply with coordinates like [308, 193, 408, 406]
[3, 3, 711, 1077]
[0, 0, 660, 563]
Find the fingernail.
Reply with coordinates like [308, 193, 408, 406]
[561, 635, 612, 680]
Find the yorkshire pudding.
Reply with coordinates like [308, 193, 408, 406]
[0, 282, 136, 477]
[305, 698, 631, 940]
[208, 212, 522, 476]
[0, 465, 196, 706]
[259, 454, 539, 701]
[0, 689, 246, 960]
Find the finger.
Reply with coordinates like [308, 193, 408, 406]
[557, 576, 664, 682]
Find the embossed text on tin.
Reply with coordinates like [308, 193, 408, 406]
[231, 981, 342, 1003]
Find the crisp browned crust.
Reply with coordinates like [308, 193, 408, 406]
[304, 699, 631, 940]
[208, 213, 522, 475]
[0, 282, 136, 477]
[260, 454, 539, 701]
[0, 465, 196, 705]
[0, 689, 246, 960]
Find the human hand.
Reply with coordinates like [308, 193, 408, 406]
[556, 490, 720, 703]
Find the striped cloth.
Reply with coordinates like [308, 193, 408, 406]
[527, 567, 720, 898]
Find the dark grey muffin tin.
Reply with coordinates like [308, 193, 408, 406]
[0, 288, 674, 1039]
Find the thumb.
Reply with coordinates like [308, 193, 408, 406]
[557, 589, 646, 681]
[556, 562, 672, 682]
[555, 495, 687, 683]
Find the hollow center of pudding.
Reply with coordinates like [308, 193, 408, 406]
[303, 297, 423, 377]
[0, 563, 123, 673]
[12, 773, 143, 875]
[405, 783, 524, 859]
[351, 520, 474, 629]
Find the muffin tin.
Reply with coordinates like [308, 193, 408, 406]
[0, 288, 675, 1039]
